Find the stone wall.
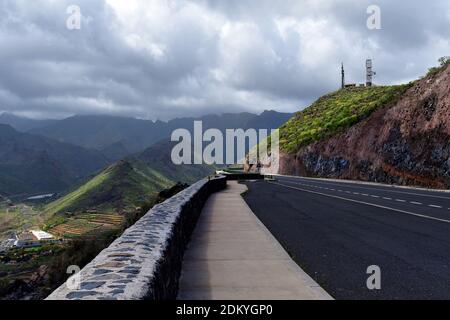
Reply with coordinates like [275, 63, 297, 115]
[46, 176, 227, 300]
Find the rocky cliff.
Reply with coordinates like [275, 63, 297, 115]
[257, 61, 450, 189]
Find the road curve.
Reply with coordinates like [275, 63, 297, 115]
[243, 176, 450, 300]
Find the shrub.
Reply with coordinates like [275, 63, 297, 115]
[427, 56, 450, 77]
[279, 85, 410, 153]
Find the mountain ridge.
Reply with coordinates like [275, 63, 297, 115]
[0, 110, 292, 198]
[43, 140, 215, 218]
[25, 110, 293, 158]
[0, 124, 109, 197]
[0, 113, 56, 132]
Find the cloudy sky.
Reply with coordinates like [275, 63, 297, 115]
[0, 0, 449, 120]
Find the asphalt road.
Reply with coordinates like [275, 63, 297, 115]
[243, 176, 450, 300]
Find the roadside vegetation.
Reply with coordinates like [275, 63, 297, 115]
[427, 56, 450, 77]
[0, 182, 188, 300]
[280, 84, 411, 153]
[0, 154, 191, 300]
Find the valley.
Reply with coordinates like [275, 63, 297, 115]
[2, 59, 450, 300]
[0, 173, 197, 300]
[0, 123, 217, 299]
[6, 111, 293, 161]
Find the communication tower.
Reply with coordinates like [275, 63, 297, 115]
[366, 59, 376, 86]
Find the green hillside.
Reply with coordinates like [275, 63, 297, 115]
[136, 139, 216, 184]
[0, 124, 108, 198]
[280, 85, 411, 153]
[42, 138, 215, 230]
[43, 160, 173, 217]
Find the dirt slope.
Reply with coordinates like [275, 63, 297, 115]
[276, 63, 450, 188]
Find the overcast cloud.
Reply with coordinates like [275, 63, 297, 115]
[0, 0, 449, 120]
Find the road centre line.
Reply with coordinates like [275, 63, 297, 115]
[280, 180, 447, 210]
[269, 181, 450, 224]
[279, 177, 450, 200]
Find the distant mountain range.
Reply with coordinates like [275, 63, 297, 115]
[0, 124, 108, 197]
[0, 111, 292, 160]
[0, 110, 292, 197]
[0, 113, 56, 132]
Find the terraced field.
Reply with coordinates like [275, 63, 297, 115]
[49, 213, 123, 238]
[77, 213, 123, 225]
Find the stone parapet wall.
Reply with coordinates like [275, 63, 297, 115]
[46, 176, 226, 300]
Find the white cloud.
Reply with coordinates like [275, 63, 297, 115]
[0, 0, 449, 120]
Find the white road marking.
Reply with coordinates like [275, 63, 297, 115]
[280, 176, 450, 200]
[280, 180, 448, 211]
[269, 182, 450, 224]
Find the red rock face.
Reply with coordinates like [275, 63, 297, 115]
[278, 64, 450, 188]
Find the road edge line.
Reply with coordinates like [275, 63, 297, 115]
[269, 182, 450, 224]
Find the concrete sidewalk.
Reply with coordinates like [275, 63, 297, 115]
[177, 181, 333, 300]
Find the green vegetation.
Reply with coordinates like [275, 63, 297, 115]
[222, 168, 246, 174]
[0, 204, 42, 240]
[43, 168, 110, 217]
[39, 139, 214, 232]
[0, 242, 67, 299]
[48, 213, 123, 239]
[0, 180, 190, 300]
[0, 240, 110, 299]
[427, 56, 450, 77]
[40, 154, 207, 236]
[135, 139, 216, 184]
[43, 160, 173, 219]
[0, 124, 108, 198]
[0, 207, 21, 233]
[280, 85, 411, 153]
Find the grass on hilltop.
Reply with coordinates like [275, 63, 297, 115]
[43, 160, 174, 225]
[280, 85, 411, 153]
[427, 56, 450, 77]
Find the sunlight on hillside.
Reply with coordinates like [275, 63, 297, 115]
[280, 85, 411, 153]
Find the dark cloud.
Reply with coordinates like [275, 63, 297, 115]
[0, 0, 449, 120]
